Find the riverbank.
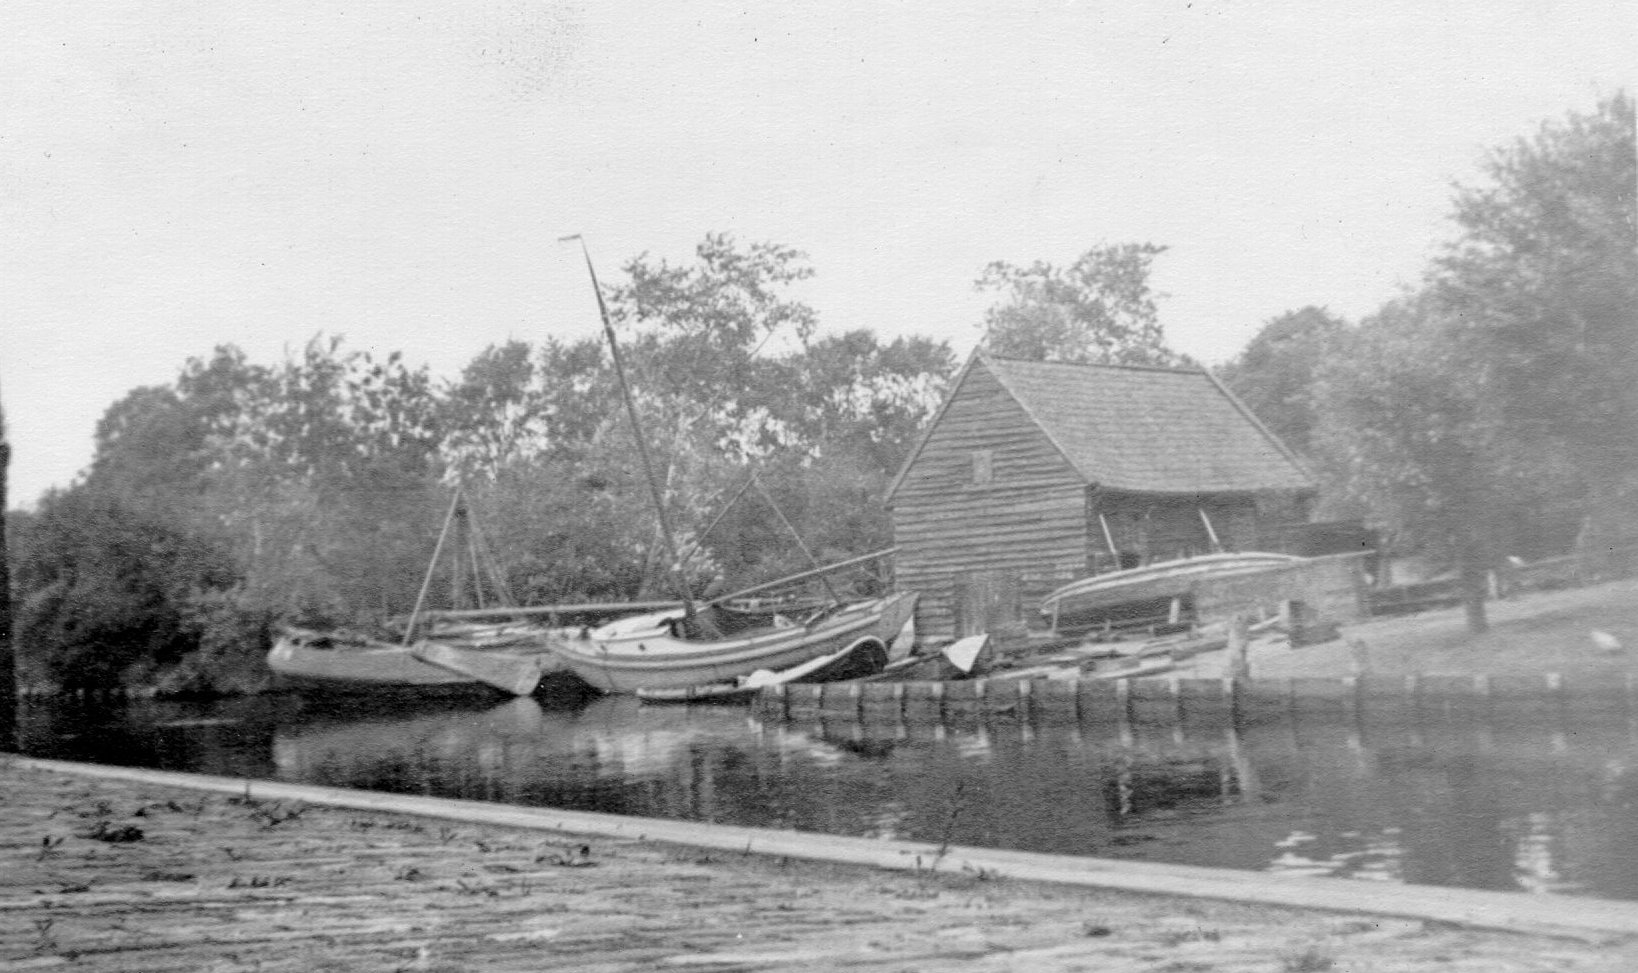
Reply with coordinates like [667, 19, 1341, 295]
[1177, 575, 1638, 681]
[3, 760, 1635, 971]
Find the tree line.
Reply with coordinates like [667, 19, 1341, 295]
[5, 93, 1632, 692]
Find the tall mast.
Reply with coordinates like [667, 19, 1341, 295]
[561, 234, 696, 615]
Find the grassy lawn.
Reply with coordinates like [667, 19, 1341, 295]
[1202, 575, 1638, 680]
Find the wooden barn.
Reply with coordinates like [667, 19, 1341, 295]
[885, 352, 1318, 640]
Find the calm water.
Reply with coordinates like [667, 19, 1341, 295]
[7, 691, 1638, 900]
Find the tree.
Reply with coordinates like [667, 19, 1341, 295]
[204, 335, 447, 623]
[1312, 296, 1522, 633]
[1435, 91, 1638, 570]
[87, 346, 271, 508]
[13, 487, 235, 690]
[976, 243, 1188, 366]
[1, 395, 11, 696]
[610, 232, 817, 410]
[767, 329, 954, 473]
[1217, 306, 1349, 458]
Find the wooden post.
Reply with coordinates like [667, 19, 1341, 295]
[1197, 507, 1223, 553]
[1227, 613, 1250, 680]
[0, 394, 11, 702]
[1115, 678, 1132, 744]
[1348, 637, 1371, 676]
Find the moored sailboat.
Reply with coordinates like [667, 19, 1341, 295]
[266, 490, 566, 695]
[552, 236, 921, 695]
[562, 590, 918, 695]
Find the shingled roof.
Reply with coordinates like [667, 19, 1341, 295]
[888, 352, 1314, 500]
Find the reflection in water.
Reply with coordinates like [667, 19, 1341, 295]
[11, 691, 1638, 901]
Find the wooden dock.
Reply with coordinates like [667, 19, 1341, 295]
[3, 757, 1638, 971]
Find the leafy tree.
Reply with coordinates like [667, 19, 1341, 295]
[13, 488, 234, 690]
[88, 346, 271, 507]
[452, 235, 944, 599]
[1312, 296, 1521, 632]
[769, 330, 955, 475]
[1217, 306, 1349, 458]
[610, 232, 817, 411]
[203, 335, 447, 623]
[976, 243, 1188, 366]
[1, 398, 11, 693]
[1435, 91, 1638, 570]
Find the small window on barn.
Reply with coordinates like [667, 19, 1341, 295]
[971, 449, 994, 485]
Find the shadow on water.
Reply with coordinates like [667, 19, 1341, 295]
[9, 688, 1638, 901]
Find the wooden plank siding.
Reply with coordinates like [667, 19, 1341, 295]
[892, 361, 1088, 639]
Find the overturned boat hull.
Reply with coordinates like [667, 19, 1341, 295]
[1041, 552, 1300, 625]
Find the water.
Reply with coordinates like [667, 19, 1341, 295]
[9, 691, 1638, 900]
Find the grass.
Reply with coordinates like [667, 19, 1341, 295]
[1234, 575, 1638, 681]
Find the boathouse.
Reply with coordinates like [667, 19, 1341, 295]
[886, 352, 1318, 640]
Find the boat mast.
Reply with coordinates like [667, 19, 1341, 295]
[561, 234, 697, 617]
[403, 487, 464, 645]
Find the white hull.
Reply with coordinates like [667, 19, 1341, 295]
[269, 623, 562, 695]
[267, 631, 473, 690]
[1041, 552, 1300, 618]
[553, 592, 919, 693]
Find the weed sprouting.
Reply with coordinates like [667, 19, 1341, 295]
[1281, 944, 1336, 972]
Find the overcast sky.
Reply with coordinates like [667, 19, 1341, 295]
[1, 1, 1632, 506]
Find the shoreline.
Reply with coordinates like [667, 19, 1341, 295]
[3, 759, 1635, 971]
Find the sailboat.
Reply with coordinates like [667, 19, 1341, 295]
[267, 626, 491, 692]
[548, 236, 921, 694]
[267, 489, 566, 695]
[555, 585, 919, 694]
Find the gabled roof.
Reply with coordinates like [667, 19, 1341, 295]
[886, 351, 1313, 502]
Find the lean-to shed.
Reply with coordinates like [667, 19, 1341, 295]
[886, 352, 1317, 639]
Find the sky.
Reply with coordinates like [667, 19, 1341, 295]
[1, 1, 1632, 506]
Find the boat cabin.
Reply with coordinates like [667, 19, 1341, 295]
[886, 352, 1319, 640]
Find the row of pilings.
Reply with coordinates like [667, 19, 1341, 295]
[751, 670, 1636, 731]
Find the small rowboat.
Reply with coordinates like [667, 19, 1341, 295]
[555, 592, 919, 694]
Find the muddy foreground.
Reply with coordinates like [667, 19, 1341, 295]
[1, 760, 1634, 971]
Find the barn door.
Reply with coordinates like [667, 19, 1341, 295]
[953, 570, 1023, 638]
